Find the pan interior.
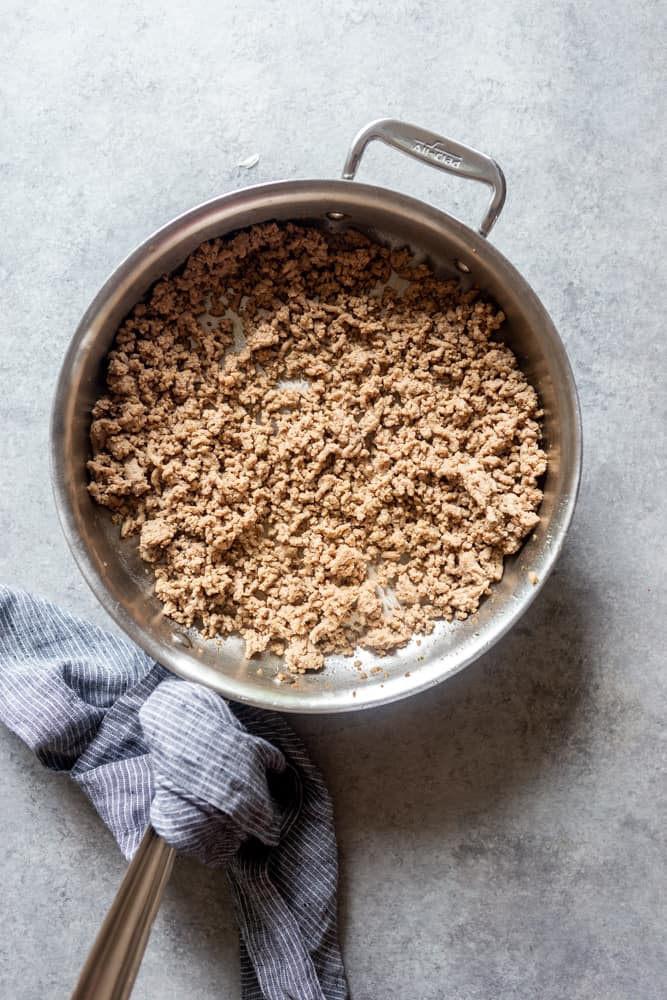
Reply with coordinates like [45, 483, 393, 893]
[53, 180, 580, 712]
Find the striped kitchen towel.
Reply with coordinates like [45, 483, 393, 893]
[0, 586, 347, 1000]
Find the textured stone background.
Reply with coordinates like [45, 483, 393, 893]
[1, 2, 665, 998]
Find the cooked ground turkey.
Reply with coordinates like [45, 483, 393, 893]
[88, 222, 546, 672]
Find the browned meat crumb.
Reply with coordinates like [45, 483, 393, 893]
[88, 222, 546, 673]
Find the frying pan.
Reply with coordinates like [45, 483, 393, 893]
[52, 118, 581, 716]
[54, 118, 581, 998]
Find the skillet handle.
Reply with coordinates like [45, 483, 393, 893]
[71, 827, 176, 1000]
[342, 117, 506, 238]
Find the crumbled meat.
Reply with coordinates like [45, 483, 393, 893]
[88, 222, 546, 672]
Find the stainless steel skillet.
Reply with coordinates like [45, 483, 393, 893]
[52, 117, 581, 715]
[55, 118, 581, 999]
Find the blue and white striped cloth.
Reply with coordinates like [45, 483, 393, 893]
[0, 586, 348, 1000]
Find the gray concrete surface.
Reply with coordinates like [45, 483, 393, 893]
[1, 1, 665, 997]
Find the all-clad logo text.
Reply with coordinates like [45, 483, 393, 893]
[412, 140, 462, 168]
